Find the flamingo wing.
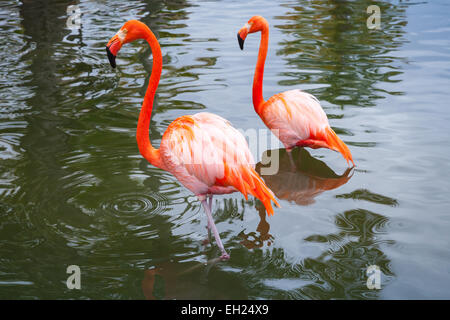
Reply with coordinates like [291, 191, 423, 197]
[261, 89, 354, 165]
[261, 89, 329, 148]
[160, 112, 279, 215]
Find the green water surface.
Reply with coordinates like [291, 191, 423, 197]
[0, 0, 449, 299]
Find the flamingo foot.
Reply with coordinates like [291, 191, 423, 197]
[220, 252, 230, 261]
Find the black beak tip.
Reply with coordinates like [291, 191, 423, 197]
[237, 33, 244, 50]
[106, 46, 116, 68]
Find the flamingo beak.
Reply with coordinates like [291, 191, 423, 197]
[237, 26, 249, 50]
[106, 35, 122, 68]
[106, 46, 116, 68]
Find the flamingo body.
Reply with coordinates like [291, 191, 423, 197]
[160, 112, 252, 196]
[261, 89, 353, 164]
[159, 112, 277, 213]
[261, 89, 329, 149]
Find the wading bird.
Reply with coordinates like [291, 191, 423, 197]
[237, 16, 354, 166]
[106, 20, 279, 260]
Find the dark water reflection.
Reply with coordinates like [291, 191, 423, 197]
[256, 148, 353, 205]
[275, 0, 408, 109]
[0, 0, 449, 299]
[300, 208, 395, 299]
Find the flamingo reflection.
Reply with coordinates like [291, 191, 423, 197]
[239, 148, 353, 249]
[256, 148, 353, 206]
[142, 258, 247, 299]
[239, 201, 274, 249]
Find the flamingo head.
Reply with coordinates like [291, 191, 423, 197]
[237, 16, 268, 50]
[106, 20, 150, 68]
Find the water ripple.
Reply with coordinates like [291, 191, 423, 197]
[101, 192, 168, 218]
[336, 189, 399, 207]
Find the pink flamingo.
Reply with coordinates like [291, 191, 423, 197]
[106, 20, 279, 260]
[237, 16, 355, 166]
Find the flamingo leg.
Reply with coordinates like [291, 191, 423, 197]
[201, 195, 213, 247]
[201, 194, 212, 246]
[201, 200, 230, 260]
[206, 194, 212, 230]
[286, 148, 296, 171]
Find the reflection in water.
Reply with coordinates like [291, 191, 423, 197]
[0, 0, 82, 298]
[275, 0, 408, 109]
[239, 201, 274, 250]
[231, 206, 396, 299]
[240, 147, 352, 249]
[256, 148, 353, 205]
[228, 205, 395, 299]
[337, 188, 399, 207]
[142, 260, 210, 300]
[236, 146, 395, 298]
[300, 209, 395, 299]
[142, 258, 248, 299]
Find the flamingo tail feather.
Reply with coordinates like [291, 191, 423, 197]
[324, 127, 354, 166]
[219, 164, 280, 216]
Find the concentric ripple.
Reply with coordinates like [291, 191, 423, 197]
[100, 192, 169, 218]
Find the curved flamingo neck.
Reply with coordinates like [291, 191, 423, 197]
[253, 23, 269, 114]
[136, 28, 163, 168]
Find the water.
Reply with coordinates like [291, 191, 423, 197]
[0, 0, 449, 299]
